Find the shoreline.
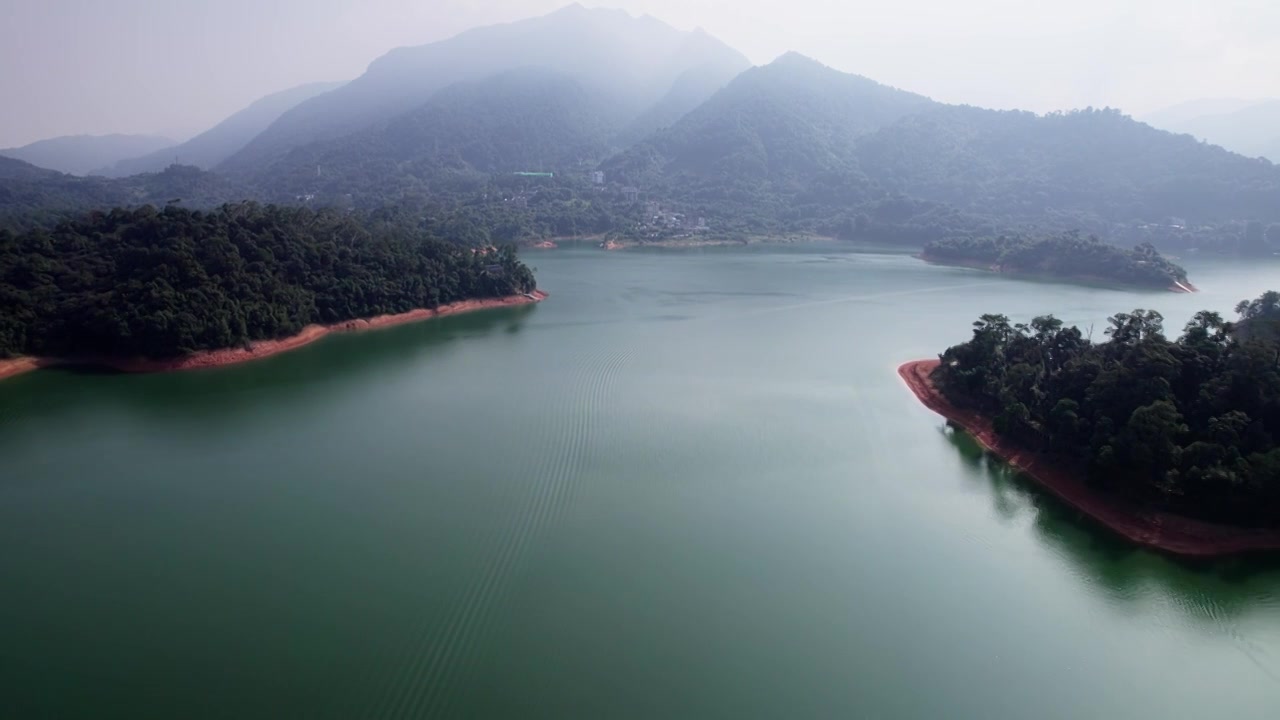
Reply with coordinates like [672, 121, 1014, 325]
[599, 233, 835, 251]
[899, 359, 1280, 558]
[916, 254, 1197, 293]
[0, 290, 547, 383]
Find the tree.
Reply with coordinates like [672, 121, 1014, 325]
[1104, 309, 1164, 346]
[1120, 400, 1187, 479]
[1236, 291, 1280, 321]
[930, 291, 1280, 525]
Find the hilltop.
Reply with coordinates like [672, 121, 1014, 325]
[219, 4, 749, 171]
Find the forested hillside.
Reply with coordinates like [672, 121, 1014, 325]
[0, 203, 535, 359]
[934, 294, 1280, 525]
[601, 58, 1280, 246]
[0, 156, 60, 181]
[607, 53, 933, 182]
[246, 69, 621, 204]
[603, 53, 934, 232]
[853, 106, 1280, 226]
[0, 160, 244, 232]
[613, 59, 751, 145]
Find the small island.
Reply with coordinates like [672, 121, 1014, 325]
[921, 232, 1196, 292]
[0, 203, 544, 381]
[901, 293, 1280, 557]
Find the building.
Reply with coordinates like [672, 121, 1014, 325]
[622, 187, 640, 203]
[591, 171, 605, 185]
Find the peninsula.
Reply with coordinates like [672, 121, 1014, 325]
[0, 203, 543, 381]
[901, 295, 1280, 557]
[921, 233, 1196, 292]
[0, 291, 546, 382]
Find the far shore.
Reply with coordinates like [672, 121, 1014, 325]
[899, 359, 1280, 558]
[0, 290, 547, 383]
[599, 233, 835, 251]
[917, 253, 1198, 293]
[519, 232, 835, 251]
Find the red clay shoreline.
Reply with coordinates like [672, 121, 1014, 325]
[899, 359, 1280, 558]
[0, 290, 547, 382]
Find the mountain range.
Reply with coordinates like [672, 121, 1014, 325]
[1143, 99, 1280, 163]
[218, 3, 750, 172]
[0, 157, 242, 232]
[3, 4, 1278, 252]
[0, 134, 174, 176]
[96, 81, 344, 177]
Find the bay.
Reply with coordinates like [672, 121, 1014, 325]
[2, 246, 1279, 718]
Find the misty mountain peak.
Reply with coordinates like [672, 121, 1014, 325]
[605, 49, 937, 184]
[221, 5, 749, 170]
[548, 1, 630, 17]
[770, 51, 826, 68]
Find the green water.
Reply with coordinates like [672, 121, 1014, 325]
[2, 246, 1279, 719]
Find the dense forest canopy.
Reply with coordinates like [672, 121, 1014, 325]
[923, 232, 1190, 289]
[0, 203, 536, 360]
[933, 292, 1280, 526]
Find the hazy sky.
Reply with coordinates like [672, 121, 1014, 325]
[3, 0, 1278, 147]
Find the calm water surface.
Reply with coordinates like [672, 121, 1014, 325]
[2, 246, 1280, 718]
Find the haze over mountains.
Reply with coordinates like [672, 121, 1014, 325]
[2, 4, 1278, 252]
[0, 134, 174, 176]
[1143, 99, 1280, 163]
[219, 4, 751, 171]
[98, 82, 344, 177]
[608, 53, 934, 182]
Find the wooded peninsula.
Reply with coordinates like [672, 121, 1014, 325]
[902, 292, 1280, 556]
[922, 233, 1195, 292]
[0, 203, 540, 372]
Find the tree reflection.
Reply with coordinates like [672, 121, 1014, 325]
[939, 420, 1280, 623]
[0, 303, 538, 435]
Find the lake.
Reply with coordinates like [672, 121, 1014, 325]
[2, 245, 1279, 719]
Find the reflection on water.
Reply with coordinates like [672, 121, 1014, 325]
[939, 422, 1280, 620]
[0, 304, 538, 432]
[6, 247, 1280, 718]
